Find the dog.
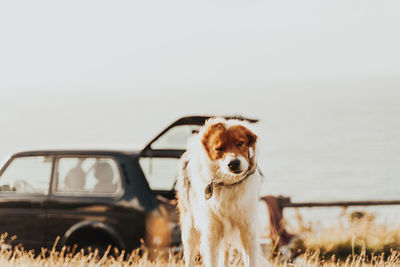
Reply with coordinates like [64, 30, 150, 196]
[176, 118, 266, 267]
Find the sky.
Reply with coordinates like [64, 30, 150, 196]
[0, 1, 400, 205]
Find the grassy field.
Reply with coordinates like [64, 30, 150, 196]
[289, 209, 400, 259]
[1, 210, 400, 266]
[0, 244, 400, 267]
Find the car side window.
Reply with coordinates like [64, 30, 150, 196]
[55, 157, 121, 196]
[0, 156, 53, 195]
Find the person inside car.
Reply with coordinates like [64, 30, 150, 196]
[64, 160, 86, 192]
[93, 162, 117, 193]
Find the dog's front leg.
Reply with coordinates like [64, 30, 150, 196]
[240, 228, 257, 267]
[200, 233, 220, 267]
[181, 216, 200, 267]
[200, 218, 223, 267]
[218, 242, 229, 267]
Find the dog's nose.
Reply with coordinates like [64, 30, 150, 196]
[228, 159, 241, 172]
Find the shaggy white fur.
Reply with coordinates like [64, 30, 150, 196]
[176, 118, 267, 267]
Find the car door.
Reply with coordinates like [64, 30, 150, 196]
[0, 155, 53, 250]
[139, 115, 258, 198]
[45, 155, 141, 250]
[139, 117, 204, 198]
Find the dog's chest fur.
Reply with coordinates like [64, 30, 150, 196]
[178, 154, 259, 232]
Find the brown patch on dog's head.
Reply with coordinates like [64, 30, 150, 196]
[201, 120, 257, 174]
[201, 122, 227, 161]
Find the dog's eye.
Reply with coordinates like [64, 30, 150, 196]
[237, 141, 244, 147]
[215, 147, 224, 151]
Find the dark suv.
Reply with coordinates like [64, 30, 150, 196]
[0, 115, 257, 252]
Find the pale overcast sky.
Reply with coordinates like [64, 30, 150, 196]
[1, 1, 400, 203]
[1, 0, 399, 145]
[1, 1, 400, 89]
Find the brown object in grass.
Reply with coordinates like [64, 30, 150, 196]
[262, 196, 296, 247]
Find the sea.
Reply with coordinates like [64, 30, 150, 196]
[255, 89, 400, 230]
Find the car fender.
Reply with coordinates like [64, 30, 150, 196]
[61, 220, 126, 250]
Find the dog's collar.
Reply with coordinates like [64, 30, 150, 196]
[204, 165, 257, 200]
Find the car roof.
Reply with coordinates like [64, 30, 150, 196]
[168, 115, 258, 126]
[142, 115, 259, 152]
[12, 150, 139, 157]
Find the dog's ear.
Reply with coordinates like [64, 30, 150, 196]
[230, 124, 257, 148]
[246, 129, 257, 147]
[201, 122, 225, 156]
[244, 128, 257, 160]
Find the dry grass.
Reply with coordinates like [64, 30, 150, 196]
[2, 210, 400, 266]
[1, 246, 400, 267]
[290, 209, 400, 259]
[0, 238, 400, 267]
[0, 235, 183, 267]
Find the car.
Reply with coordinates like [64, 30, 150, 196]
[0, 115, 258, 253]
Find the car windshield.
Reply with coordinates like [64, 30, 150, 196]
[151, 125, 201, 150]
[139, 157, 178, 191]
[0, 156, 52, 195]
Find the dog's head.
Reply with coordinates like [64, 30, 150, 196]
[200, 118, 257, 178]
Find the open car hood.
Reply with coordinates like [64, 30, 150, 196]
[140, 115, 258, 157]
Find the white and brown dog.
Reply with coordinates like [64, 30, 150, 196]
[177, 118, 265, 267]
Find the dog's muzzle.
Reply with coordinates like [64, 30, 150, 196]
[228, 159, 241, 173]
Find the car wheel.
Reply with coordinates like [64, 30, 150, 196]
[66, 230, 117, 257]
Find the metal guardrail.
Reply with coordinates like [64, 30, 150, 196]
[275, 196, 400, 209]
[260, 196, 400, 247]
